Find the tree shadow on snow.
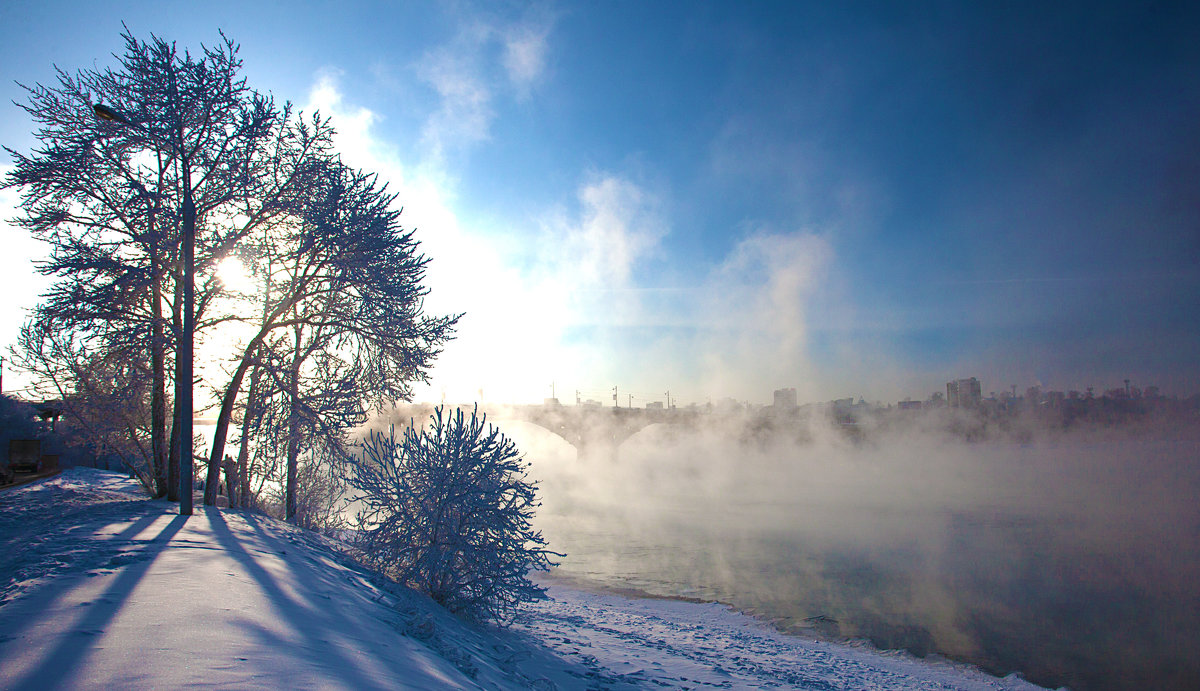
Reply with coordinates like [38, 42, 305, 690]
[207, 508, 460, 689]
[5, 513, 187, 690]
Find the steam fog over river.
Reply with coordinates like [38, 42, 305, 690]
[503, 413, 1200, 691]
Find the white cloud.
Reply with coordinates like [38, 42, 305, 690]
[416, 40, 495, 160]
[307, 69, 384, 173]
[538, 175, 664, 296]
[413, 13, 554, 164]
[501, 22, 550, 96]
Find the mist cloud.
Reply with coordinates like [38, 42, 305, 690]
[697, 231, 833, 399]
[496, 407, 1200, 690]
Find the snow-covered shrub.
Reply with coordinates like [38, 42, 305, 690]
[348, 405, 559, 622]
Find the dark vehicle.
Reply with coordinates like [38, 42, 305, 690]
[9, 439, 42, 473]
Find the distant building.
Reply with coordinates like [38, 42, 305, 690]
[773, 388, 798, 409]
[645, 401, 664, 410]
[716, 397, 743, 412]
[947, 377, 982, 408]
[543, 397, 561, 407]
[898, 400, 923, 411]
[1025, 386, 1041, 406]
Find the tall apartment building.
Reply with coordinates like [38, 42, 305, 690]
[773, 387, 798, 409]
[947, 377, 982, 408]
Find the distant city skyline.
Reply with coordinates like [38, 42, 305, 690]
[2, 2, 1198, 405]
[436, 373, 1188, 411]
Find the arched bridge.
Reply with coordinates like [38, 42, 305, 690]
[488, 405, 696, 461]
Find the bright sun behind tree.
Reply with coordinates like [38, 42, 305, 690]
[216, 256, 261, 294]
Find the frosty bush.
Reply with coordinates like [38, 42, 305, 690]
[349, 405, 559, 622]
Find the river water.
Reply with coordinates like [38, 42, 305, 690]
[509, 416, 1200, 691]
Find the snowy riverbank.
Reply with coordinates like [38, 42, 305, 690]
[0, 468, 1056, 689]
[514, 579, 1053, 690]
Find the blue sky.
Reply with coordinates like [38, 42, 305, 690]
[2, 1, 1198, 404]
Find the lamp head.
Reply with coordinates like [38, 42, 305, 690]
[92, 103, 127, 124]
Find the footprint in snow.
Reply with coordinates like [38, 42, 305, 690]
[106, 553, 145, 567]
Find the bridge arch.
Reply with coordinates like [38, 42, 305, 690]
[486, 405, 696, 463]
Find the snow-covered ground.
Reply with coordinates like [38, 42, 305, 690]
[0, 468, 1057, 690]
[511, 583, 1052, 690]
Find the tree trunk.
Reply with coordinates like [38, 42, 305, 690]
[147, 185, 169, 499]
[222, 457, 236, 507]
[167, 397, 180, 501]
[285, 325, 303, 523]
[232, 369, 256, 511]
[204, 339, 264, 505]
[285, 432, 300, 523]
[150, 259, 168, 498]
[166, 270, 184, 502]
[234, 362, 260, 510]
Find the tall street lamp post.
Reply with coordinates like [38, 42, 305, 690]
[94, 103, 196, 516]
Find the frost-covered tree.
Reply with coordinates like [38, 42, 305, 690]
[5, 30, 330, 499]
[6, 30, 453, 521]
[203, 160, 458, 513]
[10, 322, 157, 491]
[349, 406, 560, 623]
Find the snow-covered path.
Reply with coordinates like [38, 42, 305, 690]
[0, 470, 482, 689]
[1, 469, 1056, 690]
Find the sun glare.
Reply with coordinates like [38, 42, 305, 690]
[216, 256, 256, 294]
